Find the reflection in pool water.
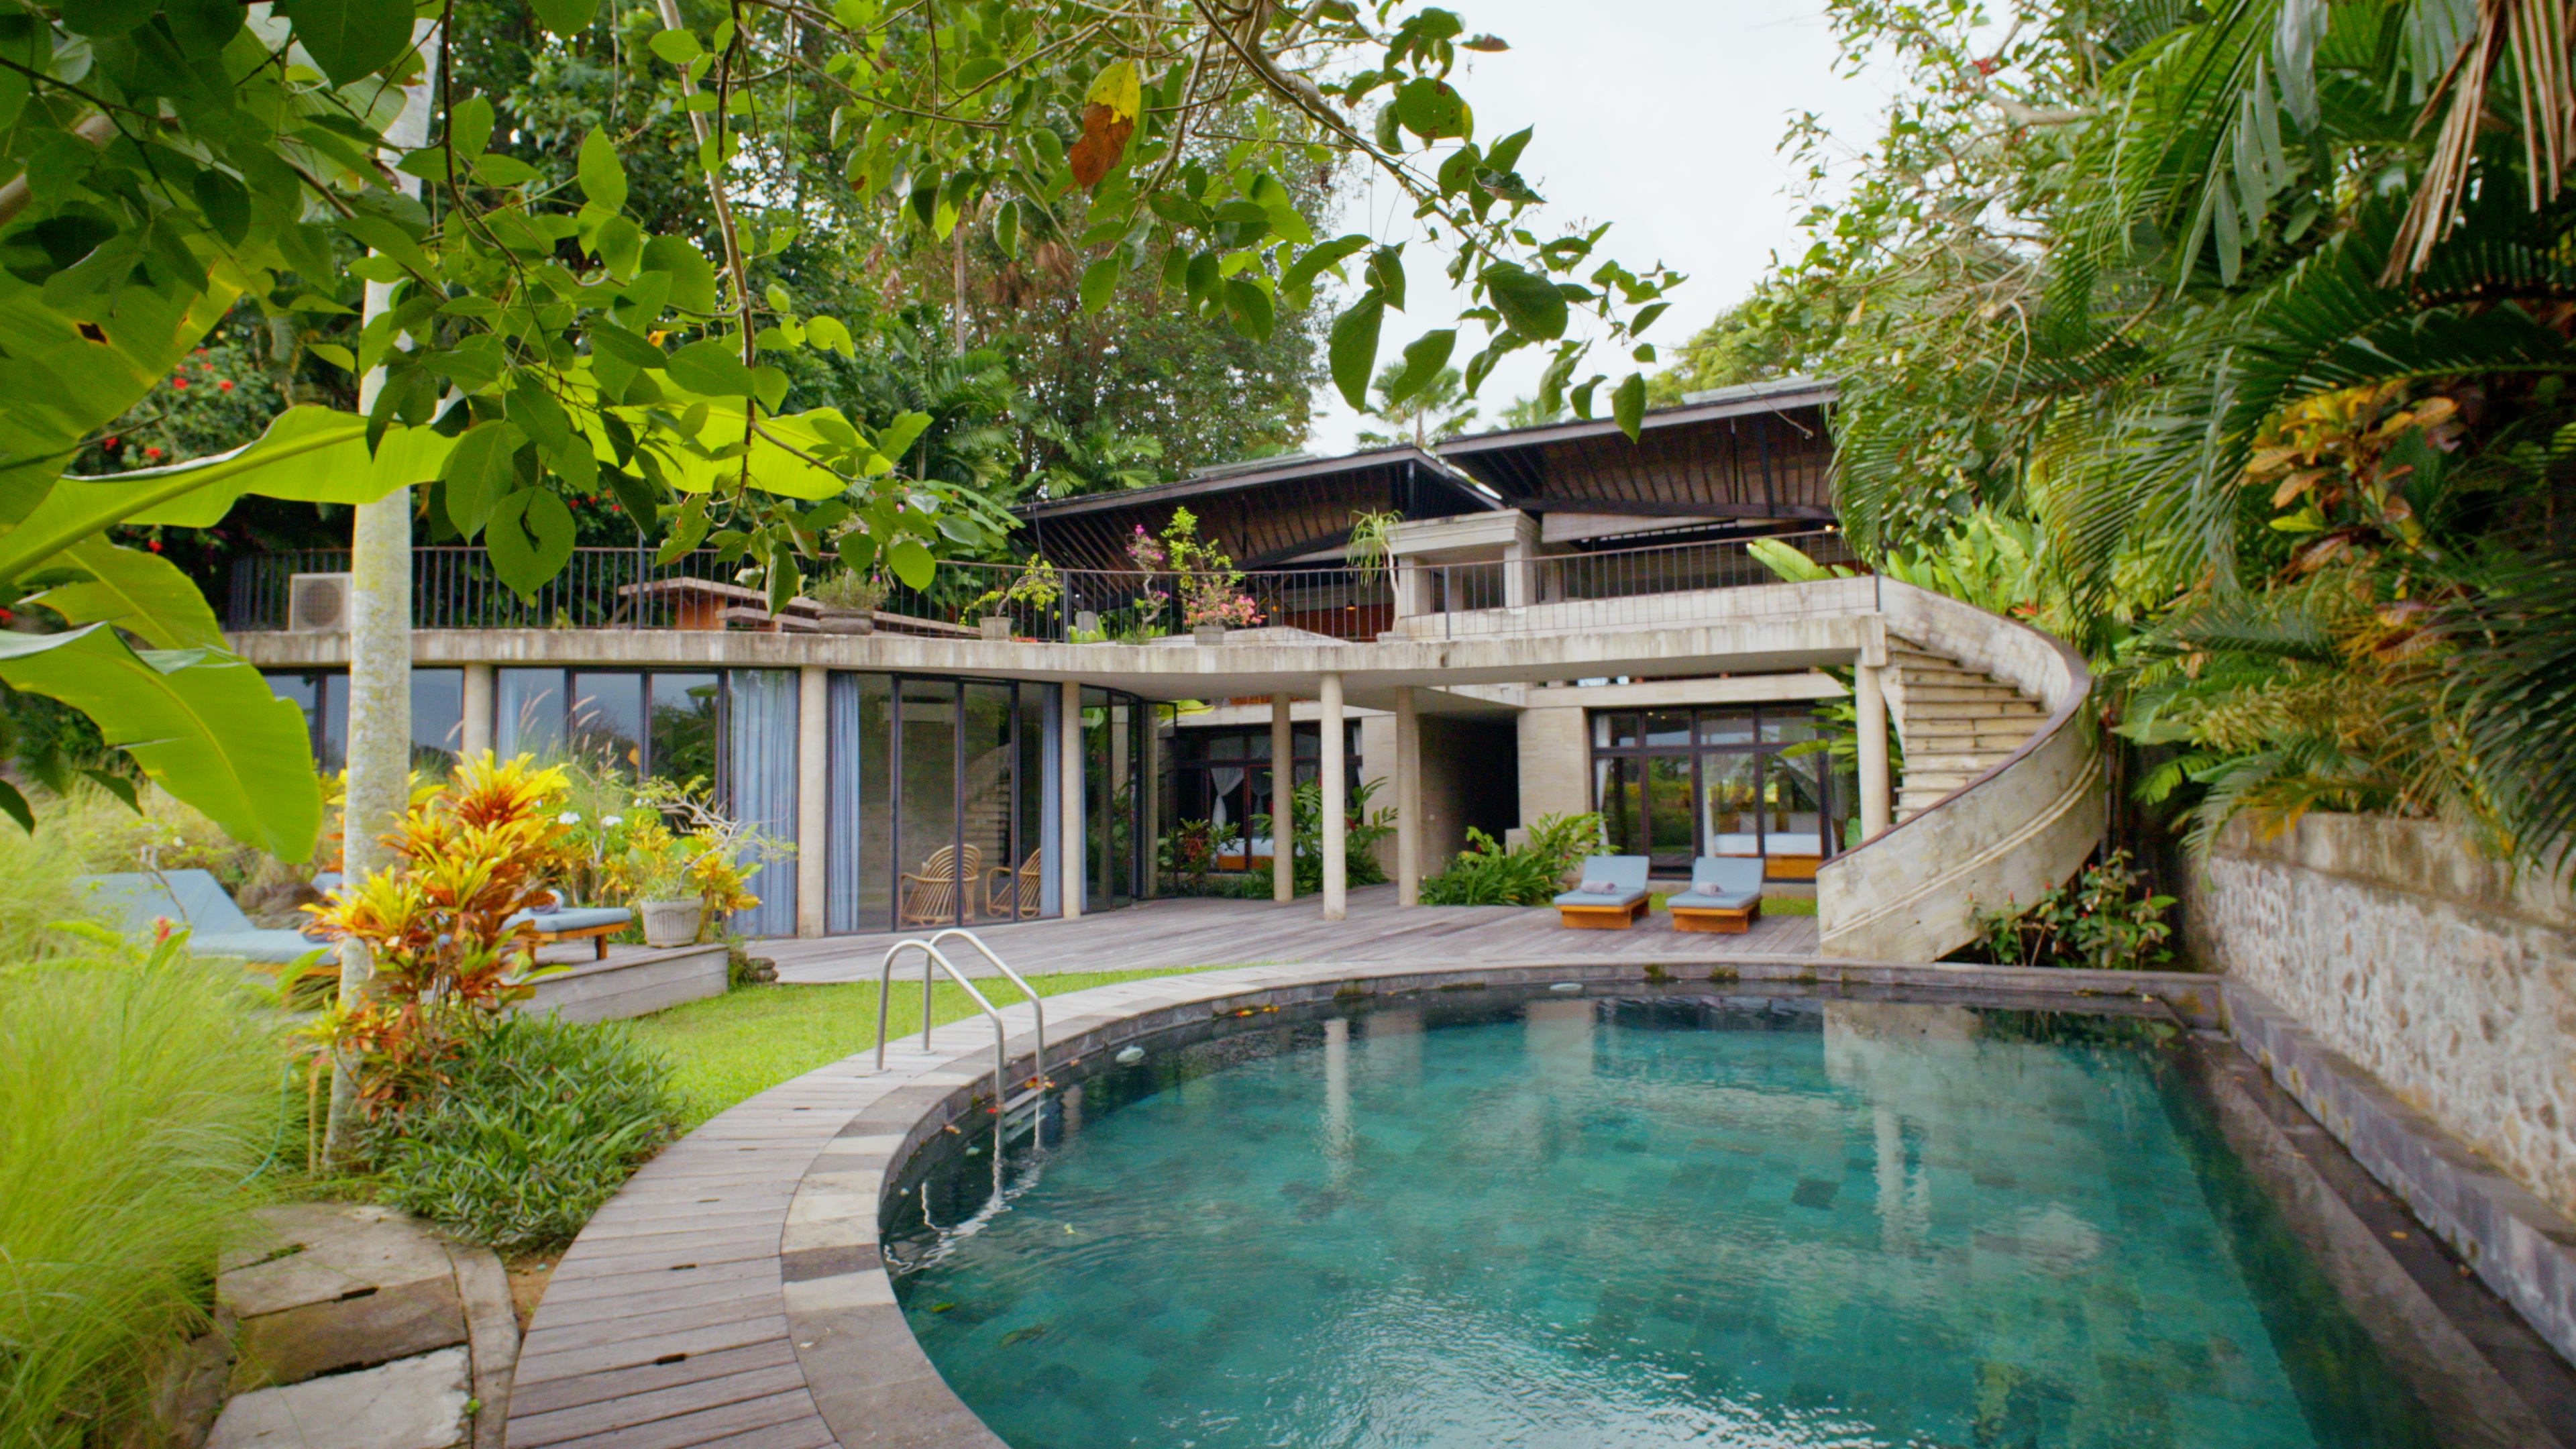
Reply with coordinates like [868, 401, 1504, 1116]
[890, 996, 2440, 1448]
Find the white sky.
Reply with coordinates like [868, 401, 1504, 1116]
[1301, 0, 1894, 453]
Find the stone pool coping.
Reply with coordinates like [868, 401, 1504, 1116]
[502, 955, 2569, 1449]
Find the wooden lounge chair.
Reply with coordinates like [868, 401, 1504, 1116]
[984, 849, 1043, 920]
[1553, 855, 1652, 930]
[901, 844, 983, 926]
[1667, 856, 1764, 934]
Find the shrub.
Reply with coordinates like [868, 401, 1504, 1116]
[1256, 777, 1395, 894]
[1421, 812, 1606, 906]
[1970, 849, 2178, 970]
[364, 1014, 680, 1256]
[0, 936, 281, 1445]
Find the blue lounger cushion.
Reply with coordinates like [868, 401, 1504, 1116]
[73, 869, 323, 963]
[1669, 856, 1764, 912]
[1552, 854, 1651, 909]
[511, 906, 633, 933]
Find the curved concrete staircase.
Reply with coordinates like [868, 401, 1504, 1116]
[1817, 581, 2104, 961]
[1883, 638, 2051, 823]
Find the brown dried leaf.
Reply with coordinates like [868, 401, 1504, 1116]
[1068, 102, 1134, 189]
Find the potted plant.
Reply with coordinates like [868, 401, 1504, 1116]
[614, 832, 705, 947]
[806, 570, 888, 634]
[963, 557, 1063, 640]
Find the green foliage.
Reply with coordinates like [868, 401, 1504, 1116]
[1420, 811, 1604, 906]
[1157, 816, 1224, 895]
[1772, 0, 2576, 877]
[1356, 362, 1479, 448]
[1255, 776, 1395, 894]
[1970, 850, 2177, 971]
[0, 939, 282, 1446]
[362, 1014, 680, 1257]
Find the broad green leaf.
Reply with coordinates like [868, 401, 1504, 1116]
[192, 171, 250, 247]
[1329, 293, 1387, 411]
[486, 488, 578, 599]
[1226, 278, 1276, 341]
[887, 537, 935, 590]
[57, 0, 158, 37]
[665, 338, 759, 398]
[275, 0, 415, 85]
[1384, 329, 1456, 409]
[449, 95, 495, 158]
[1611, 372, 1646, 441]
[1079, 256, 1122, 313]
[649, 28, 700, 62]
[0, 407, 451, 583]
[530, 0, 596, 36]
[641, 237, 720, 315]
[578, 127, 628, 213]
[0, 275, 240, 531]
[1482, 262, 1568, 340]
[0, 626, 323, 860]
[877, 411, 934, 462]
[25, 537, 225, 650]
[1367, 246, 1407, 311]
[1281, 234, 1370, 311]
[0, 780, 30, 834]
[439, 421, 523, 540]
[1086, 60, 1142, 123]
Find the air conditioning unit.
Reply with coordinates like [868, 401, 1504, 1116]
[288, 572, 353, 633]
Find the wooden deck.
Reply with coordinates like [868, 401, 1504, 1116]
[753, 883, 1819, 984]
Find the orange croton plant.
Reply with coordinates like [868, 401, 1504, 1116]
[304, 754, 578, 1113]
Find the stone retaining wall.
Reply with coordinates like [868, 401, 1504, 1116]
[2182, 812, 2576, 1220]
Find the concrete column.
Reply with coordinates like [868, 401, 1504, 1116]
[1140, 707, 1161, 898]
[1503, 541, 1534, 608]
[1320, 672, 1346, 920]
[1856, 616, 1892, 841]
[459, 662, 493, 759]
[1271, 694, 1294, 902]
[1060, 679, 1083, 919]
[1395, 687, 1421, 906]
[795, 665, 827, 937]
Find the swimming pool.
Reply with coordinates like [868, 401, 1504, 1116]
[886, 991, 2459, 1448]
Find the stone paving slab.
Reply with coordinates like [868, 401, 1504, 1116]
[209, 1346, 472, 1449]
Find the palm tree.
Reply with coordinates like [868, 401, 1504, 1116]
[1357, 362, 1478, 447]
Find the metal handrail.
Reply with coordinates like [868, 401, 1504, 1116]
[875, 939, 1012, 1115]
[922, 929, 1045, 1093]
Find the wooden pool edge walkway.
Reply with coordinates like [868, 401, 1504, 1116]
[751, 883, 1822, 984]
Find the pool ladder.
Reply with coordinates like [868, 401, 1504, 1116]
[875, 929, 1050, 1144]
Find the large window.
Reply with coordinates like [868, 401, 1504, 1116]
[828, 674, 1057, 932]
[1590, 705, 1844, 879]
[262, 669, 463, 774]
[493, 669, 719, 783]
[1163, 722, 1353, 872]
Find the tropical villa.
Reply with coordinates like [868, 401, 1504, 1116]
[233, 377, 2088, 962]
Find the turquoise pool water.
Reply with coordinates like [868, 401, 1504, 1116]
[890, 995, 2440, 1448]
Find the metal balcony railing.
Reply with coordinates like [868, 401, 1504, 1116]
[223, 529, 1860, 643]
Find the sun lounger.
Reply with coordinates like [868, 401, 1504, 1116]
[74, 869, 323, 963]
[1553, 855, 1652, 930]
[1667, 856, 1764, 934]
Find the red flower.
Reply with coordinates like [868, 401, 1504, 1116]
[172, 377, 188, 388]
[218, 380, 233, 391]
[102, 436, 120, 451]
[146, 539, 163, 553]
[145, 445, 163, 460]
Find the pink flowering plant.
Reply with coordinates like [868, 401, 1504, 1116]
[1154, 508, 1263, 631]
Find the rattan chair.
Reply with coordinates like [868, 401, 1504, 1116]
[983, 849, 1043, 920]
[900, 844, 983, 926]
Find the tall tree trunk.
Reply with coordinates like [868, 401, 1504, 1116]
[325, 25, 440, 1167]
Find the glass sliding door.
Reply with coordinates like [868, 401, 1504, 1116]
[1589, 703, 1845, 881]
[1083, 687, 1143, 910]
[896, 678, 962, 927]
[826, 674, 892, 934]
[963, 682, 1022, 922]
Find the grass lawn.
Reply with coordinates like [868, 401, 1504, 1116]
[630, 967, 1227, 1130]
